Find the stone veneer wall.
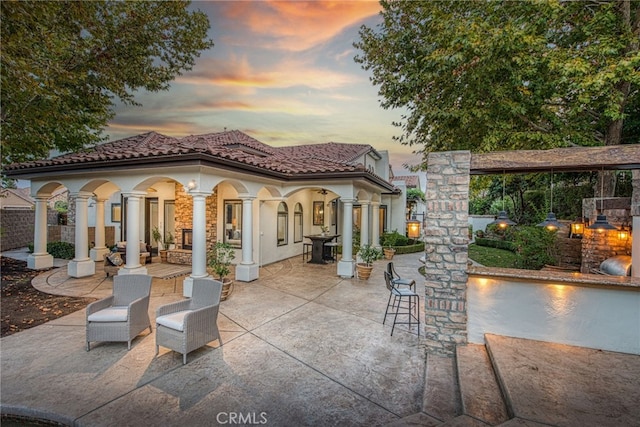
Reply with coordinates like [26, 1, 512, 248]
[424, 151, 470, 356]
[174, 183, 218, 250]
[580, 198, 632, 273]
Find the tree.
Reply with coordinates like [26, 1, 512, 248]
[355, 1, 639, 163]
[1, 1, 213, 166]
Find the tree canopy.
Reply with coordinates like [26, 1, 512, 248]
[355, 0, 640, 163]
[1, 0, 213, 166]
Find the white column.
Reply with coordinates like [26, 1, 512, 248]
[338, 198, 355, 278]
[371, 201, 381, 249]
[360, 201, 370, 247]
[27, 196, 53, 270]
[119, 191, 147, 275]
[90, 198, 109, 261]
[236, 196, 259, 282]
[68, 191, 96, 278]
[183, 191, 211, 296]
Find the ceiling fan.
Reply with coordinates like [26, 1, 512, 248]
[317, 189, 328, 195]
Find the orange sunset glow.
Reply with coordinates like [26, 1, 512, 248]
[106, 1, 418, 174]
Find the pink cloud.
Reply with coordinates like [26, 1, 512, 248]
[178, 55, 356, 90]
[221, 1, 381, 51]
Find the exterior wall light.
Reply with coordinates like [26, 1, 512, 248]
[570, 219, 585, 238]
[407, 218, 421, 239]
[185, 179, 197, 191]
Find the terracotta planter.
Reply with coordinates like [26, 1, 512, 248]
[383, 248, 396, 260]
[356, 263, 373, 280]
[220, 278, 233, 301]
[159, 250, 168, 263]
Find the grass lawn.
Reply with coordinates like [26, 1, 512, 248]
[468, 243, 518, 268]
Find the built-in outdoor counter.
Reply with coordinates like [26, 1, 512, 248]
[468, 266, 640, 291]
[466, 266, 640, 355]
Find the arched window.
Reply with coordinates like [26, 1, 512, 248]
[277, 202, 288, 246]
[294, 203, 303, 243]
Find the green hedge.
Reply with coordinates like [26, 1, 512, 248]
[390, 241, 425, 254]
[474, 238, 516, 252]
[27, 241, 75, 259]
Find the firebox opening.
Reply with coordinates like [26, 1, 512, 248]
[182, 229, 193, 250]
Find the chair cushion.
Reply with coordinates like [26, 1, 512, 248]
[107, 252, 123, 266]
[88, 306, 128, 322]
[156, 310, 192, 332]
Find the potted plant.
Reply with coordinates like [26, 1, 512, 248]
[356, 244, 382, 280]
[207, 241, 236, 300]
[164, 231, 175, 250]
[320, 225, 329, 235]
[381, 230, 400, 260]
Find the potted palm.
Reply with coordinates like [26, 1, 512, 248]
[207, 241, 236, 300]
[356, 244, 382, 280]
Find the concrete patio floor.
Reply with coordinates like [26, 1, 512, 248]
[1, 251, 639, 426]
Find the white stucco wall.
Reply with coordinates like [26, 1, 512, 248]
[467, 277, 640, 355]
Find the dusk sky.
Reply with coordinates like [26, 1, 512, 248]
[105, 1, 418, 175]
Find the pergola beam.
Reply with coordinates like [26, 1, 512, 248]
[471, 144, 640, 175]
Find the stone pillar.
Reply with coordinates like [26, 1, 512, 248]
[371, 201, 381, 249]
[338, 198, 355, 278]
[119, 191, 147, 275]
[632, 170, 639, 278]
[68, 191, 96, 278]
[27, 196, 54, 270]
[183, 191, 211, 297]
[90, 198, 109, 261]
[424, 151, 471, 356]
[236, 196, 259, 282]
[360, 201, 370, 247]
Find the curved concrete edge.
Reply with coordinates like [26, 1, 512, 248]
[1, 404, 75, 427]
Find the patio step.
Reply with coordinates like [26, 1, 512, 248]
[422, 354, 462, 422]
[456, 344, 510, 426]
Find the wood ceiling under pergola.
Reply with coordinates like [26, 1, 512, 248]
[470, 144, 640, 175]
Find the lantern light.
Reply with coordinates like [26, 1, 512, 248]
[587, 167, 617, 233]
[570, 219, 585, 238]
[489, 172, 516, 229]
[407, 218, 421, 239]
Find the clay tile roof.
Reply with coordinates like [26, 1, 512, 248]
[393, 175, 420, 188]
[3, 130, 387, 181]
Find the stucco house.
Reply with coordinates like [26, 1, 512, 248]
[4, 129, 413, 295]
[0, 188, 34, 210]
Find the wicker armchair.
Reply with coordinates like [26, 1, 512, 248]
[155, 278, 223, 364]
[86, 274, 153, 351]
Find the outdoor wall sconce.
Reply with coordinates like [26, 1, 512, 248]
[407, 217, 421, 239]
[185, 179, 197, 191]
[570, 219, 585, 238]
[618, 227, 629, 241]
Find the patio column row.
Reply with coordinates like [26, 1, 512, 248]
[68, 191, 96, 278]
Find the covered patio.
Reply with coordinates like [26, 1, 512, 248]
[2, 251, 639, 426]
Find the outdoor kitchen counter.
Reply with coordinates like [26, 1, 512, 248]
[468, 266, 640, 291]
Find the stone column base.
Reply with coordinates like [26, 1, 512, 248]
[337, 259, 355, 278]
[27, 253, 54, 270]
[90, 247, 110, 261]
[68, 258, 96, 278]
[235, 263, 259, 282]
